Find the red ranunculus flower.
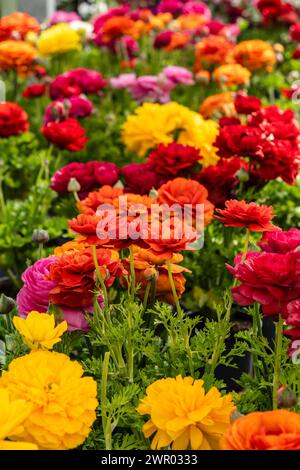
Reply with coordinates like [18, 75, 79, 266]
[48, 247, 125, 308]
[0, 102, 29, 137]
[219, 117, 241, 127]
[227, 251, 300, 316]
[215, 125, 264, 159]
[65, 68, 107, 94]
[234, 93, 262, 115]
[153, 31, 173, 49]
[147, 142, 201, 178]
[195, 158, 246, 207]
[293, 45, 300, 59]
[290, 22, 300, 41]
[121, 163, 164, 195]
[49, 75, 82, 100]
[44, 96, 93, 124]
[248, 105, 300, 143]
[42, 118, 87, 151]
[214, 199, 278, 232]
[257, 0, 298, 25]
[22, 83, 47, 99]
[51, 161, 119, 197]
[258, 228, 300, 253]
[286, 299, 300, 327]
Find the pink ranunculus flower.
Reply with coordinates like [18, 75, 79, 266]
[162, 66, 194, 86]
[16, 256, 103, 331]
[110, 73, 137, 89]
[130, 76, 173, 103]
[44, 96, 93, 124]
[182, 1, 212, 19]
[120, 35, 139, 58]
[49, 10, 81, 26]
[258, 228, 300, 254]
[227, 251, 300, 316]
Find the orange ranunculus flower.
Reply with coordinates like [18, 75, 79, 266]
[232, 40, 276, 72]
[69, 213, 112, 246]
[0, 12, 40, 41]
[158, 177, 214, 226]
[120, 246, 190, 304]
[174, 14, 206, 31]
[0, 40, 37, 73]
[214, 64, 251, 87]
[132, 245, 184, 266]
[214, 199, 278, 232]
[48, 247, 125, 308]
[77, 186, 124, 214]
[194, 35, 234, 72]
[165, 32, 189, 51]
[222, 410, 300, 450]
[54, 239, 91, 257]
[101, 17, 140, 44]
[148, 13, 172, 30]
[199, 92, 236, 119]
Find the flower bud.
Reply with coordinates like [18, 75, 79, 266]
[67, 177, 81, 193]
[31, 229, 50, 244]
[277, 385, 298, 409]
[0, 294, 16, 315]
[149, 188, 158, 198]
[195, 71, 210, 85]
[236, 167, 249, 183]
[144, 267, 159, 282]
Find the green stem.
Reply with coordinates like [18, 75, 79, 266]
[167, 260, 181, 316]
[92, 245, 109, 308]
[38, 243, 43, 260]
[129, 246, 136, 299]
[101, 352, 112, 450]
[143, 280, 151, 310]
[273, 314, 283, 410]
[0, 175, 5, 213]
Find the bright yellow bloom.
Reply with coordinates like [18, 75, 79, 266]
[137, 375, 235, 450]
[0, 350, 98, 450]
[121, 102, 219, 166]
[13, 311, 67, 350]
[37, 23, 81, 56]
[0, 388, 38, 450]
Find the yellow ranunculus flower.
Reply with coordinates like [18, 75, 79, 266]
[137, 375, 235, 450]
[37, 23, 81, 56]
[0, 389, 38, 450]
[121, 101, 219, 167]
[13, 311, 67, 350]
[0, 350, 98, 450]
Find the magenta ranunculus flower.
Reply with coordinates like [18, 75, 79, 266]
[129, 75, 173, 103]
[227, 251, 300, 316]
[182, 1, 212, 19]
[44, 96, 93, 124]
[49, 10, 81, 26]
[157, 0, 184, 16]
[65, 68, 107, 94]
[258, 228, 300, 254]
[162, 66, 194, 86]
[16, 256, 102, 331]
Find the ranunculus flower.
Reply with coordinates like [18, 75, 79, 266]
[222, 410, 300, 450]
[153, 30, 173, 49]
[44, 96, 93, 124]
[216, 125, 264, 159]
[49, 10, 80, 26]
[147, 142, 200, 178]
[122, 163, 163, 194]
[49, 75, 82, 100]
[22, 83, 47, 99]
[0, 102, 29, 137]
[234, 93, 262, 114]
[157, 0, 184, 16]
[214, 199, 278, 232]
[290, 22, 300, 41]
[227, 251, 300, 316]
[51, 161, 119, 197]
[42, 118, 87, 151]
[258, 228, 300, 253]
[65, 68, 107, 94]
[162, 66, 194, 86]
[110, 73, 136, 89]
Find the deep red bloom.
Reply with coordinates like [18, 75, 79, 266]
[215, 125, 264, 159]
[227, 251, 300, 316]
[234, 93, 262, 115]
[290, 22, 300, 41]
[22, 83, 47, 98]
[49, 75, 82, 100]
[219, 117, 241, 127]
[147, 143, 200, 178]
[248, 105, 299, 142]
[214, 199, 278, 232]
[121, 163, 163, 195]
[196, 158, 246, 207]
[50, 69, 106, 100]
[153, 31, 173, 49]
[42, 118, 87, 151]
[257, 0, 298, 25]
[293, 44, 300, 59]
[286, 299, 300, 327]
[51, 161, 119, 196]
[0, 102, 29, 137]
[258, 228, 300, 253]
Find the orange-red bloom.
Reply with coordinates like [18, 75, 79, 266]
[101, 17, 139, 44]
[78, 186, 124, 214]
[194, 35, 234, 72]
[0, 40, 37, 73]
[0, 12, 40, 41]
[214, 64, 251, 87]
[214, 199, 278, 232]
[222, 410, 300, 450]
[232, 40, 276, 72]
[199, 92, 235, 119]
[158, 177, 214, 226]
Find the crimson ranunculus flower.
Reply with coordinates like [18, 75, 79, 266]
[195, 157, 246, 207]
[214, 199, 278, 232]
[48, 247, 125, 308]
[227, 251, 300, 316]
[290, 23, 300, 41]
[248, 105, 300, 143]
[258, 228, 300, 253]
[50, 75, 82, 100]
[65, 68, 107, 94]
[51, 161, 119, 197]
[234, 93, 262, 115]
[42, 118, 87, 151]
[147, 143, 200, 178]
[153, 31, 173, 49]
[215, 125, 264, 159]
[257, 0, 298, 25]
[0, 102, 29, 137]
[22, 83, 47, 99]
[121, 163, 164, 195]
[44, 96, 93, 124]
